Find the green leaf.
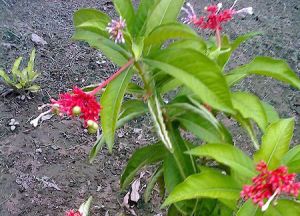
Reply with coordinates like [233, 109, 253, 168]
[167, 205, 181, 216]
[133, 0, 159, 36]
[144, 23, 198, 52]
[187, 144, 256, 179]
[78, 196, 93, 216]
[73, 8, 110, 36]
[226, 57, 300, 89]
[264, 200, 300, 216]
[73, 31, 130, 66]
[262, 102, 280, 124]
[281, 145, 300, 173]
[168, 101, 232, 144]
[118, 99, 148, 125]
[159, 78, 182, 94]
[234, 113, 260, 150]
[144, 48, 235, 114]
[254, 118, 294, 169]
[145, 0, 184, 34]
[163, 154, 192, 215]
[88, 135, 106, 163]
[148, 95, 173, 151]
[101, 69, 133, 152]
[231, 32, 261, 51]
[162, 170, 241, 208]
[0, 69, 12, 85]
[121, 142, 168, 190]
[26, 84, 40, 92]
[12, 57, 22, 81]
[113, 0, 135, 34]
[27, 49, 36, 79]
[237, 200, 262, 216]
[232, 92, 268, 132]
[168, 38, 207, 54]
[144, 166, 163, 203]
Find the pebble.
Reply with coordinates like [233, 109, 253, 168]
[35, 148, 42, 154]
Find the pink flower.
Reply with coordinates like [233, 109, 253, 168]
[182, 1, 253, 31]
[51, 86, 101, 126]
[65, 209, 82, 216]
[106, 16, 126, 44]
[241, 161, 300, 210]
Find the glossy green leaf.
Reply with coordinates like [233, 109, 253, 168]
[262, 102, 280, 124]
[145, 0, 184, 34]
[254, 118, 294, 169]
[148, 95, 173, 151]
[144, 23, 198, 51]
[163, 154, 192, 215]
[226, 57, 300, 89]
[168, 102, 232, 144]
[88, 135, 106, 163]
[281, 145, 300, 173]
[168, 38, 207, 54]
[113, 0, 135, 34]
[101, 69, 133, 152]
[231, 32, 261, 51]
[159, 78, 182, 94]
[144, 48, 235, 113]
[162, 170, 241, 207]
[167, 204, 181, 216]
[73, 31, 130, 66]
[237, 200, 262, 216]
[144, 166, 163, 203]
[133, 0, 159, 36]
[73, 9, 110, 36]
[232, 92, 268, 132]
[121, 142, 168, 190]
[264, 200, 300, 216]
[188, 144, 256, 178]
[118, 99, 148, 125]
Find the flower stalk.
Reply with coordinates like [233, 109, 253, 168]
[90, 58, 135, 96]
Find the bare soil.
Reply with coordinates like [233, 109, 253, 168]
[0, 0, 299, 215]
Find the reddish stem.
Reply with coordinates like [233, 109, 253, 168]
[89, 58, 135, 96]
[215, 28, 221, 48]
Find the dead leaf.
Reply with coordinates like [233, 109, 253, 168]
[31, 33, 48, 45]
[122, 172, 145, 215]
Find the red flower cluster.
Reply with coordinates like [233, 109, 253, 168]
[182, 2, 253, 31]
[195, 4, 234, 31]
[65, 209, 82, 216]
[241, 161, 300, 208]
[51, 86, 101, 126]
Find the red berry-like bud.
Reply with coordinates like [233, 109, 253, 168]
[72, 106, 81, 116]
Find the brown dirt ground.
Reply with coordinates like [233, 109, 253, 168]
[0, 0, 299, 215]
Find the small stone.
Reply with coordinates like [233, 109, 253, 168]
[9, 119, 15, 125]
[10, 125, 16, 131]
[20, 95, 26, 100]
[35, 148, 42, 154]
[51, 145, 60, 150]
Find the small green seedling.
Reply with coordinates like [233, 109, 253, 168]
[0, 49, 40, 92]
